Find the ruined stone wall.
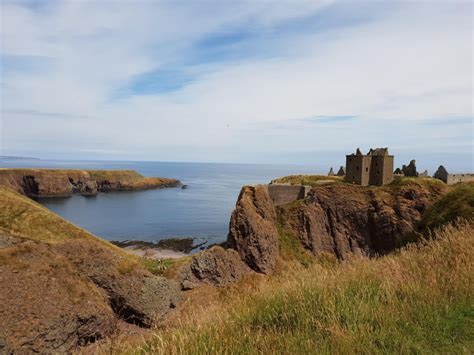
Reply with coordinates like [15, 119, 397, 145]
[345, 155, 371, 186]
[267, 184, 311, 206]
[369, 156, 394, 186]
[446, 174, 474, 185]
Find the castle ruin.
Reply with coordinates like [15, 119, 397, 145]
[345, 148, 394, 186]
[433, 166, 474, 185]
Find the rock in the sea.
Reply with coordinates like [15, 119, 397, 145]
[227, 185, 279, 274]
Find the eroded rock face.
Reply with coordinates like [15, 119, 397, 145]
[228, 185, 279, 274]
[56, 239, 181, 327]
[179, 246, 250, 288]
[277, 183, 446, 259]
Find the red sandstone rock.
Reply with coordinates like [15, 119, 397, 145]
[227, 185, 279, 274]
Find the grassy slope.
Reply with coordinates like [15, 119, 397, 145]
[0, 186, 98, 242]
[272, 174, 343, 187]
[417, 182, 474, 234]
[112, 221, 473, 354]
[0, 186, 160, 272]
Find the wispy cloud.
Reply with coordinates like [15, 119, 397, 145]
[299, 115, 358, 124]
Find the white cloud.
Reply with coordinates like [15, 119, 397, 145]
[0, 0, 472, 170]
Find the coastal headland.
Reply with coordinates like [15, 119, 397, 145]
[0, 168, 181, 197]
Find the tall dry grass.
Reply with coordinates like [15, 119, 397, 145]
[103, 221, 473, 354]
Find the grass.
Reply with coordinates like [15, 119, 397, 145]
[272, 175, 344, 187]
[140, 258, 176, 275]
[108, 221, 474, 354]
[0, 186, 95, 242]
[416, 182, 474, 235]
[388, 176, 447, 190]
[0, 186, 158, 273]
[277, 225, 314, 268]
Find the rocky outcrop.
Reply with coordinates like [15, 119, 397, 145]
[228, 185, 279, 274]
[179, 246, 250, 288]
[277, 183, 447, 259]
[0, 169, 181, 197]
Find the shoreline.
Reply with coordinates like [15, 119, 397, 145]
[111, 237, 208, 259]
[123, 246, 188, 259]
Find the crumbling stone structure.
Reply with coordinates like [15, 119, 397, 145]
[336, 166, 345, 176]
[267, 184, 311, 206]
[433, 165, 474, 185]
[327, 167, 335, 176]
[402, 160, 418, 177]
[345, 148, 394, 186]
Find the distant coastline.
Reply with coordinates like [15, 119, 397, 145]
[0, 155, 40, 161]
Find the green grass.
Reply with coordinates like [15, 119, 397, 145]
[277, 225, 314, 268]
[272, 175, 344, 187]
[140, 258, 175, 275]
[111, 222, 474, 354]
[416, 182, 474, 235]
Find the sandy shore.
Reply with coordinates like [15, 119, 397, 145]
[123, 246, 187, 259]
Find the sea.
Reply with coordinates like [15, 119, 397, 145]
[0, 159, 322, 247]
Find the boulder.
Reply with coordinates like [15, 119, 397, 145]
[180, 246, 250, 288]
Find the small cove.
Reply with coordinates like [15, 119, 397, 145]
[1, 159, 321, 246]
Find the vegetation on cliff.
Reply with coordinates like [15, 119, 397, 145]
[416, 182, 474, 235]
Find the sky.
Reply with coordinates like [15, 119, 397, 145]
[0, 0, 472, 172]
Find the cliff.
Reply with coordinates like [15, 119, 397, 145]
[0, 186, 181, 353]
[226, 178, 469, 275]
[0, 168, 181, 197]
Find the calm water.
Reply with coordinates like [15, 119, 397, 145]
[1, 159, 321, 245]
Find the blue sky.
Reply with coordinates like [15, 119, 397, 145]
[0, 0, 472, 172]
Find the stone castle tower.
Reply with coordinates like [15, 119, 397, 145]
[345, 148, 394, 186]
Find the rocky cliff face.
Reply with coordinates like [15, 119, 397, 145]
[227, 185, 279, 274]
[227, 181, 448, 269]
[278, 183, 447, 258]
[0, 169, 181, 197]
